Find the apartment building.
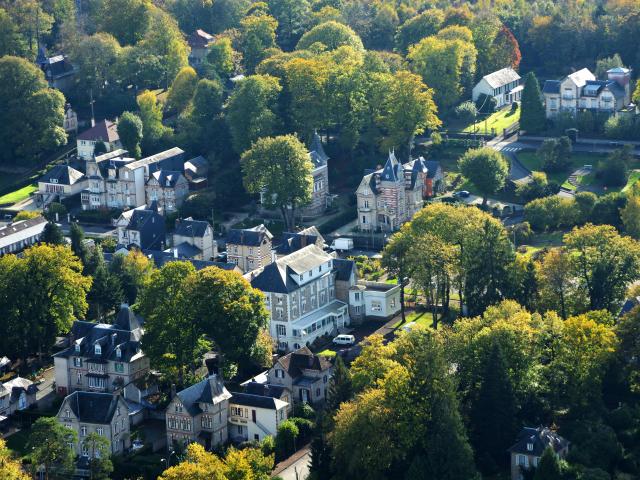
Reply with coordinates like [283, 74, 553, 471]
[172, 217, 217, 260]
[226, 224, 273, 273]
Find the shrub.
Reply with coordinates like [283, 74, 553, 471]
[75, 208, 121, 225]
[524, 196, 577, 231]
[510, 101, 518, 113]
[604, 114, 638, 140]
[539, 136, 572, 173]
[293, 402, 316, 420]
[44, 202, 67, 221]
[291, 417, 314, 444]
[475, 93, 496, 115]
[455, 101, 478, 124]
[275, 420, 299, 460]
[596, 147, 632, 187]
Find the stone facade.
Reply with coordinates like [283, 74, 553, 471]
[301, 132, 331, 218]
[226, 224, 273, 273]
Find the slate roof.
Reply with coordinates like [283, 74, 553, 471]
[176, 375, 231, 416]
[2, 377, 37, 402]
[125, 148, 185, 172]
[275, 226, 324, 255]
[276, 346, 332, 377]
[175, 217, 211, 237]
[150, 170, 184, 188]
[227, 224, 273, 247]
[309, 131, 329, 167]
[482, 67, 521, 89]
[543, 80, 561, 94]
[230, 392, 286, 410]
[408, 157, 428, 188]
[53, 305, 144, 363]
[425, 160, 442, 179]
[508, 427, 569, 457]
[121, 205, 165, 250]
[42, 55, 75, 79]
[63, 391, 123, 424]
[333, 258, 356, 282]
[77, 120, 119, 143]
[607, 67, 631, 75]
[173, 242, 202, 258]
[619, 296, 640, 317]
[380, 151, 400, 182]
[39, 165, 85, 185]
[243, 381, 287, 399]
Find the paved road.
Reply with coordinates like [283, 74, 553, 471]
[487, 137, 532, 184]
[275, 451, 311, 480]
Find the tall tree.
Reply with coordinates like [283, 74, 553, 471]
[326, 355, 352, 412]
[71, 33, 121, 97]
[96, 0, 151, 46]
[117, 112, 143, 158]
[0, 56, 66, 166]
[395, 9, 444, 54]
[41, 222, 65, 245]
[297, 20, 364, 52]
[268, 0, 310, 50]
[83, 432, 113, 480]
[458, 147, 509, 206]
[534, 447, 563, 480]
[239, 13, 278, 73]
[86, 247, 122, 321]
[109, 250, 153, 305]
[537, 248, 582, 319]
[205, 37, 235, 78]
[138, 90, 171, 152]
[241, 135, 313, 230]
[382, 225, 414, 323]
[165, 66, 198, 116]
[226, 75, 282, 154]
[469, 343, 518, 475]
[520, 72, 546, 134]
[0, 8, 27, 57]
[27, 417, 77, 480]
[285, 57, 329, 140]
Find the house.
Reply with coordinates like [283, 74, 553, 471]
[36, 48, 77, 92]
[166, 375, 232, 451]
[57, 391, 131, 456]
[301, 132, 331, 218]
[184, 156, 209, 189]
[508, 426, 569, 480]
[0, 377, 37, 417]
[0, 216, 47, 255]
[172, 217, 217, 261]
[53, 304, 149, 401]
[145, 170, 189, 214]
[424, 160, 445, 197]
[356, 152, 431, 232]
[36, 164, 87, 205]
[472, 67, 522, 108]
[0, 357, 10, 375]
[226, 224, 273, 273]
[333, 258, 358, 304]
[275, 226, 325, 257]
[76, 120, 121, 160]
[542, 67, 632, 118]
[116, 203, 166, 250]
[228, 392, 288, 443]
[188, 30, 215, 68]
[63, 105, 78, 133]
[267, 347, 333, 405]
[349, 281, 401, 321]
[243, 381, 292, 413]
[81, 148, 185, 211]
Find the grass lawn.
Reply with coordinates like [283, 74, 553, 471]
[6, 428, 31, 457]
[620, 170, 640, 193]
[392, 310, 433, 329]
[528, 231, 566, 248]
[462, 108, 520, 135]
[317, 349, 337, 358]
[0, 184, 37, 205]
[516, 151, 606, 186]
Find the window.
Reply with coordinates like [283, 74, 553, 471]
[276, 324, 286, 336]
[254, 434, 260, 441]
[77, 373, 82, 385]
[115, 363, 124, 373]
[527, 443, 533, 452]
[97, 427, 104, 436]
[275, 369, 284, 379]
[73, 357, 82, 368]
[75, 344, 81, 353]
[116, 348, 121, 359]
[362, 216, 366, 224]
[65, 409, 71, 418]
[81, 426, 87, 437]
[316, 388, 321, 397]
[94, 344, 101, 355]
[323, 375, 327, 383]
[371, 301, 382, 312]
[516, 455, 528, 467]
[275, 307, 283, 319]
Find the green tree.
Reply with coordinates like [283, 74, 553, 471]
[41, 222, 65, 245]
[0, 56, 66, 166]
[539, 137, 572, 173]
[458, 147, 509, 206]
[297, 21, 364, 52]
[71, 33, 121, 96]
[268, 0, 310, 50]
[595, 53, 624, 78]
[117, 112, 143, 158]
[469, 343, 518, 475]
[537, 248, 582, 319]
[395, 9, 444, 54]
[621, 194, 640, 239]
[70, 222, 87, 264]
[83, 432, 113, 480]
[87, 247, 122, 321]
[96, 0, 151, 46]
[138, 90, 171, 152]
[27, 417, 77, 480]
[382, 225, 414, 323]
[226, 74, 282, 154]
[166, 66, 198, 115]
[0, 8, 27, 57]
[239, 13, 278, 73]
[284, 57, 329, 140]
[241, 135, 312, 230]
[520, 72, 546, 134]
[205, 37, 235, 78]
[564, 224, 640, 312]
[326, 355, 352, 412]
[616, 306, 640, 392]
[276, 420, 299, 459]
[534, 447, 563, 480]
[597, 146, 631, 187]
[109, 250, 153, 304]
[180, 78, 224, 153]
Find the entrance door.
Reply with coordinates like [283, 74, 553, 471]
[300, 389, 309, 403]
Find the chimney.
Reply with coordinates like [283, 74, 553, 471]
[170, 384, 176, 399]
[173, 248, 178, 259]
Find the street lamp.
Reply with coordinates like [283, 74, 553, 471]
[161, 450, 176, 468]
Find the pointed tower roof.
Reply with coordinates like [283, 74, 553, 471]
[309, 131, 329, 167]
[380, 151, 399, 182]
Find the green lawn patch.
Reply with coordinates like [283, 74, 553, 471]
[516, 151, 606, 186]
[528, 231, 566, 248]
[621, 170, 640, 193]
[0, 184, 37, 205]
[462, 108, 520, 135]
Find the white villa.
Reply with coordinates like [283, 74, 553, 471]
[472, 67, 522, 108]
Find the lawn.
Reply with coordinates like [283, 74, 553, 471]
[516, 151, 606, 186]
[620, 170, 640, 193]
[392, 310, 432, 329]
[0, 184, 37, 205]
[462, 107, 520, 135]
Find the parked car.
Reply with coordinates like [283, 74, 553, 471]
[331, 238, 354, 251]
[333, 334, 355, 346]
[453, 190, 470, 198]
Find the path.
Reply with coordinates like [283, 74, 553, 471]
[487, 137, 532, 184]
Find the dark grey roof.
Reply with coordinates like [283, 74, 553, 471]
[64, 391, 122, 424]
[508, 427, 569, 456]
[42, 55, 75, 79]
[309, 131, 329, 167]
[184, 156, 208, 173]
[276, 346, 332, 377]
[275, 227, 323, 255]
[251, 262, 294, 294]
[39, 165, 84, 185]
[243, 381, 287, 399]
[333, 258, 356, 281]
[0, 216, 47, 240]
[173, 242, 202, 258]
[126, 148, 185, 173]
[124, 207, 165, 250]
[425, 160, 442, 179]
[176, 375, 231, 416]
[150, 170, 184, 188]
[409, 157, 427, 188]
[230, 392, 281, 410]
[227, 224, 273, 247]
[543, 80, 561, 94]
[174, 218, 210, 237]
[380, 152, 400, 182]
[115, 304, 142, 332]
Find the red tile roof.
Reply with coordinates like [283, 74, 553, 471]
[77, 120, 119, 142]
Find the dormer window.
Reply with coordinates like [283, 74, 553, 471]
[116, 347, 121, 359]
[75, 343, 80, 353]
[95, 344, 101, 355]
[527, 443, 534, 452]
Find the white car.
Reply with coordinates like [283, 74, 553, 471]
[332, 334, 355, 346]
[401, 321, 417, 333]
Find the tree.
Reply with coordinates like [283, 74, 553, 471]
[616, 306, 640, 392]
[27, 417, 77, 480]
[83, 432, 113, 480]
[537, 248, 582, 319]
[597, 146, 631, 187]
[117, 112, 143, 158]
[241, 135, 312, 231]
[159, 443, 227, 480]
[595, 54, 624, 78]
[455, 101, 478, 124]
[276, 420, 299, 459]
[0, 56, 66, 166]
[0, 438, 28, 479]
[326, 355, 352, 412]
[520, 72, 546, 134]
[69, 222, 87, 265]
[469, 343, 518, 475]
[458, 147, 509, 206]
[539, 137, 572, 173]
[564, 224, 640, 312]
[395, 9, 444, 54]
[297, 21, 364, 52]
[96, 0, 151, 46]
[534, 447, 563, 480]
[138, 90, 171, 152]
[87, 247, 122, 320]
[0, 8, 27, 57]
[239, 13, 278, 73]
[166, 66, 198, 115]
[382, 225, 414, 323]
[226, 75, 282, 154]
[622, 194, 640, 239]
[268, 0, 310, 50]
[181, 78, 224, 153]
[205, 37, 235, 78]
[491, 25, 521, 70]
[71, 33, 121, 96]
[284, 58, 329, 140]
[109, 250, 153, 304]
[41, 222, 64, 245]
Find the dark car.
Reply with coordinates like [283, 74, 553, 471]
[453, 190, 470, 198]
